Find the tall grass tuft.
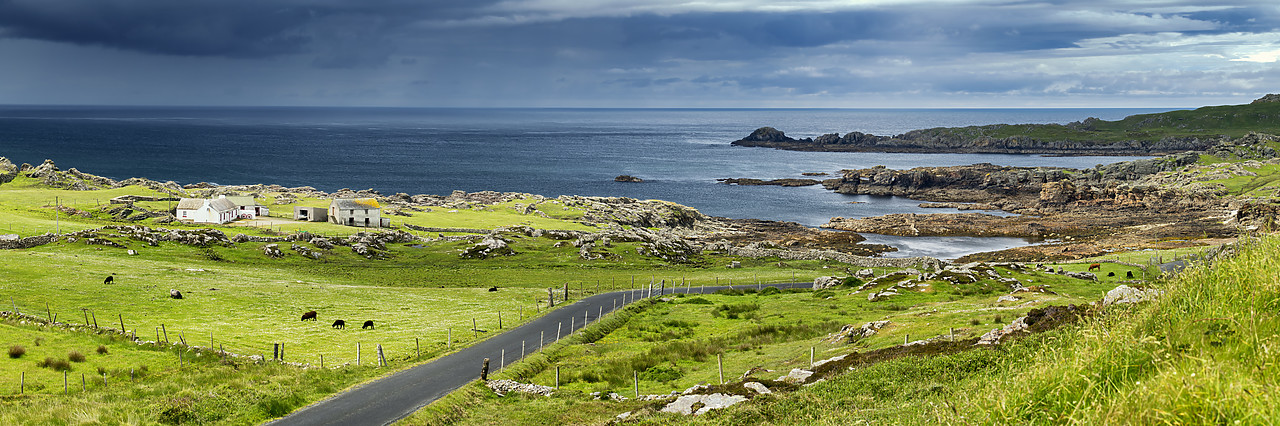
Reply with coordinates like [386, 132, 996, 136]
[8, 345, 25, 358]
[68, 350, 86, 362]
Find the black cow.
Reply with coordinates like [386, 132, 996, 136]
[362, 320, 375, 330]
[301, 310, 318, 321]
[332, 320, 345, 329]
[103, 275, 114, 284]
[169, 289, 183, 299]
[1126, 271, 1134, 279]
[1107, 272, 1116, 277]
[488, 286, 498, 292]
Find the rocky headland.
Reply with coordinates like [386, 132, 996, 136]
[731, 95, 1280, 156]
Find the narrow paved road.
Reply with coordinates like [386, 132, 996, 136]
[269, 281, 810, 426]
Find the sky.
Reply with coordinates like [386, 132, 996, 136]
[0, 0, 1277, 108]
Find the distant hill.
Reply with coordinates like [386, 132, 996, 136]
[732, 95, 1280, 155]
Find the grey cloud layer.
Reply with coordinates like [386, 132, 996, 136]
[0, 0, 1274, 105]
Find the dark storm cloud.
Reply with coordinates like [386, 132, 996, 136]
[0, 0, 500, 60]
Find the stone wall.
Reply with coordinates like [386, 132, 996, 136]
[722, 246, 943, 269]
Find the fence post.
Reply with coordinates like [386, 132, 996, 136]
[522, 340, 526, 359]
[499, 311, 503, 329]
[718, 354, 724, 384]
[357, 342, 361, 366]
[20, 371, 23, 394]
[472, 318, 478, 338]
[91, 311, 97, 328]
[540, 330, 545, 351]
[634, 370, 639, 398]
[500, 348, 505, 371]
[557, 322, 561, 341]
[274, 343, 279, 361]
[547, 287, 554, 308]
[64, 371, 67, 395]
[810, 347, 815, 368]
[563, 283, 568, 301]
[481, 358, 490, 381]
[555, 365, 560, 388]
[161, 324, 168, 344]
[320, 354, 325, 369]
[377, 344, 386, 367]
[448, 328, 452, 349]
[416, 338, 420, 359]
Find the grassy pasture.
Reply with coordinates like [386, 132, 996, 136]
[405, 263, 1137, 425]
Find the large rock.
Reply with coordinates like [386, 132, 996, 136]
[812, 276, 845, 290]
[660, 393, 749, 415]
[1102, 285, 1163, 305]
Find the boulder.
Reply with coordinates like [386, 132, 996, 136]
[263, 244, 284, 258]
[743, 382, 771, 394]
[660, 393, 748, 415]
[1102, 285, 1163, 305]
[169, 289, 184, 299]
[854, 268, 875, 278]
[775, 368, 814, 384]
[812, 276, 845, 290]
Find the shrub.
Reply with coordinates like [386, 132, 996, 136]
[68, 351, 86, 362]
[993, 315, 1004, 324]
[96, 345, 109, 355]
[712, 302, 760, 319]
[970, 318, 982, 325]
[33, 337, 43, 346]
[812, 290, 835, 299]
[760, 286, 782, 296]
[639, 364, 684, 383]
[842, 277, 865, 287]
[37, 357, 71, 371]
[681, 297, 713, 305]
[8, 345, 25, 358]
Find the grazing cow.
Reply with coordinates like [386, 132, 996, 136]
[488, 286, 498, 292]
[301, 310, 318, 321]
[362, 320, 374, 330]
[169, 289, 183, 299]
[1088, 263, 1102, 272]
[1107, 272, 1116, 277]
[332, 320, 345, 329]
[103, 275, 114, 284]
[1126, 271, 1134, 279]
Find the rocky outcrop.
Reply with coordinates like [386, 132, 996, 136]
[1102, 285, 1163, 305]
[614, 175, 644, 183]
[718, 178, 820, 187]
[461, 236, 515, 259]
[812, 276, 845, 290]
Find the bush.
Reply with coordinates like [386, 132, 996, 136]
[812, 290, 835, 299]
[8, 345, 25, 358]
[68, 351, 86, 362]
[96, 345, 109, 355]
[760, 286, 782, 296]
[33, 337, 43, 346]
[681, 297, 713, 305]
[639, 364, 684, 383]
[37, 357, 71, 371]
[970, 318, 982, 326]
[712, 302, 760, 319]
[842, 277, 865, 287]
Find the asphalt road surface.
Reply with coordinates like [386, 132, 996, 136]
[268, 281, 811, 426]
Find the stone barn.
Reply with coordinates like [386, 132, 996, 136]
[294, 206, 328, 222]
[329, 198, 387, 228]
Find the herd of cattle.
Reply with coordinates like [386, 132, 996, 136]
[301, 310, 373, 330]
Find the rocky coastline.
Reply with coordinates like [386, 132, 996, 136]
[722, 132, 1280, 261]
[730, 126, 1212, 155]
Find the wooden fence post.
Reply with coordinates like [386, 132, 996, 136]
[448, 328, 452, 349]
[357, 342, 361, 366]
[416, 338, 420, 359]
[161, 324, 168, 344]
[499, 311, 503, 329]
[555, 365, 560, 388]
[634, 370, 639, 398]
[500, 348, 505, 371]
[718, 354, 724, 384]
[810, 347, 815, 368]
[557, 322, 561, 341]
[481, 358, 490, 381]
[64, 371, 67, 395]
[377, 344, 386, 367]
[547, 287, 554, 308]
[91, 311, 97, 328]
[472, 318, 478, 338]
[540, 330, 544, 351]
[20, 372, 23, 394]
[119, 314, 125, 333]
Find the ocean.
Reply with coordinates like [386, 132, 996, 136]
[0, 106, 1172, 258]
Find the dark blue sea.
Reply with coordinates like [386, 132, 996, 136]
[0, 106, 1173, 258]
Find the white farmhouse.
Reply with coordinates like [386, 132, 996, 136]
[175, 197, 238, 224]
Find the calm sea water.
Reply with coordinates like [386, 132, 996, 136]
[0, 106, 1171, 258]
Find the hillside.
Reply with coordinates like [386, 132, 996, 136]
[731, 95, 1280, 155]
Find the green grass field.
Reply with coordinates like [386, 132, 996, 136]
[402, 262, 1142, 425]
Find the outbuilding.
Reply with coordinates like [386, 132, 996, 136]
[223, 196, 270, 219]
[294, 206, 328, 222]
